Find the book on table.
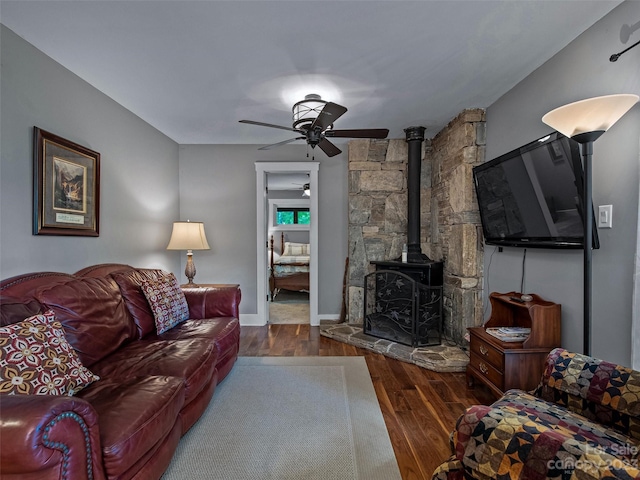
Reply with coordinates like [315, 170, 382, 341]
[486, 327, 531, 342]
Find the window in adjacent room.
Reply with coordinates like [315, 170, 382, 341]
[269, 199, 310, 231]
[276, 207, 310, 225]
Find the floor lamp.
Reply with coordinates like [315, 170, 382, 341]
[542, 94, 638, 355]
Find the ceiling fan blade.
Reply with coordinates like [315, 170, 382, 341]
[310, 102, 348, 131]
[258, 137, 305, 150]
[326, 128, 389, 139]
[317, 138, 342, 157]
[240, 120, 300, 133]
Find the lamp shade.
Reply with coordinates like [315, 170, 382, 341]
[166, 221, 210, 250]
[542, 94, 638, 138]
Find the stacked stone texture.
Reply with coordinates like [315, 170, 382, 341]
[347, 109, 486, 346]
[430, 109, 486, 345]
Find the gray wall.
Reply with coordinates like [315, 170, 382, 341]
[178, 144, 348, 316]
[1, 25, 348, 316]
[484, 1, 640, 365]
[0, 26, 181, 278]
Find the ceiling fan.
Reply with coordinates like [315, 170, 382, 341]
[239, 94, 389, 157]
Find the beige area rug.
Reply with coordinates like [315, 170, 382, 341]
[269, 290, 309, 324]
[162, 356, 401, 480]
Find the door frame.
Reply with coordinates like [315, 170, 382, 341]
[255, 162, 320, 326]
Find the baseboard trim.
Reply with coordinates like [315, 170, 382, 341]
[240, 314, 265, 326]
[240, 313, 339, 326]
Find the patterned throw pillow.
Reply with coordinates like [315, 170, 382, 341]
[140, 273, 190, 334]
[0, 310, 99, 395]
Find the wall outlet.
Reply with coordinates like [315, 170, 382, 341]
[598, 205, 613, 228]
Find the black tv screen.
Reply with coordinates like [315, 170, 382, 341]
[473, 132, 599, 249]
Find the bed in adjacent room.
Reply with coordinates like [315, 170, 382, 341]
[270, 233, 310, 300]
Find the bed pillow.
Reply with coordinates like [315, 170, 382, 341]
[140, 273, 190, 334]
[282, 242, 310, 256]
[0, 310, 99, 396]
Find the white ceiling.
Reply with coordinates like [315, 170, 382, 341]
[0, 0, 622, 146]
[267, 172, 310, 191]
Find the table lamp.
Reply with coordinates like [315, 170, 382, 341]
[166, 220, 210, 285]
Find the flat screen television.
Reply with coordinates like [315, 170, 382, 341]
[473, 132, 599, 249]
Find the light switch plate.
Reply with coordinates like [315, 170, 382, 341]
[598, 205, 613, 228]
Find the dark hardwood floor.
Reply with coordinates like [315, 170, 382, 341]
[239, 324, 494, 480]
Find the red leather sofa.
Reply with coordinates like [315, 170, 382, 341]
[0, 264, 241, 480]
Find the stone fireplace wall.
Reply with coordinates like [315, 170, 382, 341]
[347, 138, 413, 323]
[347, 109, 486, 345]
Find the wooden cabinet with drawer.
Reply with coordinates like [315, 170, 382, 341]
[466, 292, 561, 398]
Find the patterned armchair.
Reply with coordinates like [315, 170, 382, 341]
[433, 348, 640, 480]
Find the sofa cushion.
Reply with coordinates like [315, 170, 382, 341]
[153, 317, 238, 357]
[454, 399, 640, 480]
[35, 276, 137, 367]
[492, 390, 638, 457]
[77, 375, 184, 479]
[111, 268, 171, 338]
[90, 338, 217, 405]
[0, 310, 99, 395]
[140, 274, 189, 334]
[151, 317, 240, 383]
[0, 296, 43, 327]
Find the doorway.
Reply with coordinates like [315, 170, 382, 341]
[255, 162, 319, 326]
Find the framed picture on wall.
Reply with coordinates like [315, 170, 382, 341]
[33, 127, 100, 236]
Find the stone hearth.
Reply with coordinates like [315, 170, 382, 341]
[320, 324, 469, 372]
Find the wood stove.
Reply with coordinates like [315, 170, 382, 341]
[362, 126, 444, 347]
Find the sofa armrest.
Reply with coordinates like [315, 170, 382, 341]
[431, 456, 464, 480]
[453, 404, 640, 480]
[1, 395, 105, 480]
[182, 285, 241, 319]
[534, 348, 640, 439]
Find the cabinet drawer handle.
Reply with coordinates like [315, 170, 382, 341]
[479, 362, 489, 375]
[479, 345, 489, 356]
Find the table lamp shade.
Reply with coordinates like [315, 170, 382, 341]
[542, 94, 639, 138]
[166, 221, 210, 251]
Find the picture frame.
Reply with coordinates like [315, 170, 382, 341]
[33, 127, 100, 236]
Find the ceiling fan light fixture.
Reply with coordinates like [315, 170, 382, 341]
[240, 94, 387, 157]
[292, 94, 326, 129]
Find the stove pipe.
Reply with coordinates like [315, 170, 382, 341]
[404, 126, 431, 263]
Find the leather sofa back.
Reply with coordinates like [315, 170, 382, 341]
[111, 268, 170, 339]
[75, 263, 133, 278]
[0, 272, 75, 298]
[0, 296, 44, 327]
[34, 276, 138, 366]
[1, 268, 139, 367]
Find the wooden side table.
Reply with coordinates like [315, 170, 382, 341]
[467, 292, 561, 397]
